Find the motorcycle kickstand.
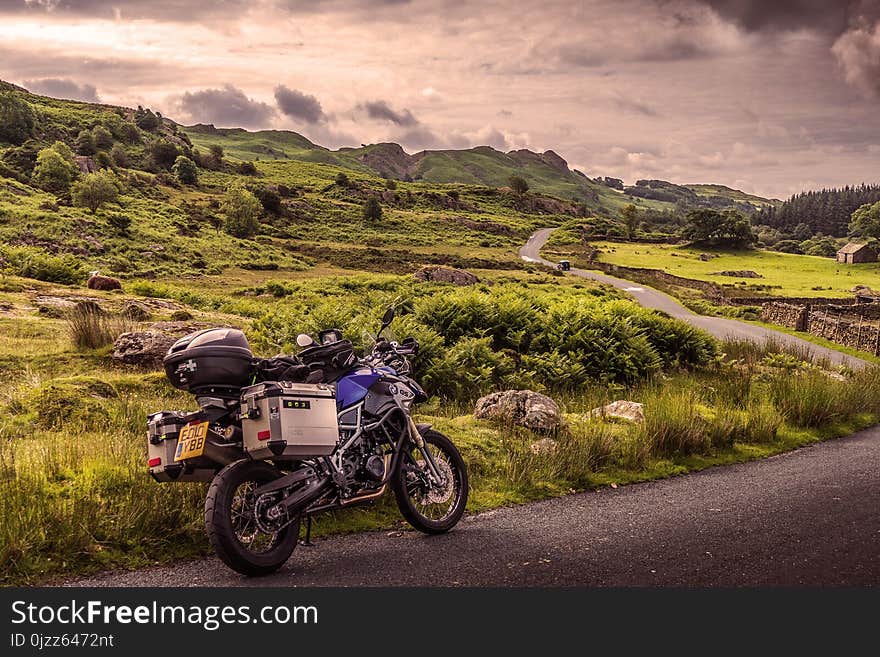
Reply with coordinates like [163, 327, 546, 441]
[300, 515, 315, 547]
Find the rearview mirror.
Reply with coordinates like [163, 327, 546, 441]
[296, 333, 315, 348]
[378, 307, 395, 337]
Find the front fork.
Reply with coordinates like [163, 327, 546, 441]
[405, 415, 445, 486]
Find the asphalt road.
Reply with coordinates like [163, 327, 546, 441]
[521, 228, 868, 369]
[66, 424, 880, 586]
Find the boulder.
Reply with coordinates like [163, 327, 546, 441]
[414, 266, 479, 286]
[589, 400, 645, 423]
[170, 309, 194, 321]
[122, 300, 152, 321]
[699, 253, 714, 261]
[474, 390, 562, 432]
[112, 331, 176, 368]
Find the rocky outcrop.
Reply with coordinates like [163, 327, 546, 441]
[713, 270, 762, 278]
[414, 266, 479, 286]
[474, 390, 562, 432]
[590, 400, 645, 423]
[112, 331, 176, 368]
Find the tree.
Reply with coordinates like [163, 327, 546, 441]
[620, 203, 639, 240]
[385, 178, 398, 190]
[71, 170, 120, 213]
[172, 155, 198, 185]
[682, 209, 755, 248]
[209, 144, 224, 160]
[508, 175, 529, 195]
[0, 92, 35, 145]
[92, 125, 114, 150]
[31, 142, 78, 193]
[222, 184, 262, 238]
[110, 143, 129, 168]
[363, 196, 383, 222]
[75, 129, 96, 155]
[848, 201, 880, 240]
[335, 171, 350, 187]
[147, 139, 179, 170]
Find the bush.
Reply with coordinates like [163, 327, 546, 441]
[0, 92, 35, 144]
[92, 125, 114, 150]
[134, 106, 161, 131]
[147, 139, 179, 170]
[71, 170, 120, 213]
[335, 172, 350, 187]
[107, 213, 131, 235]
[75, 129, 96, 155]
[222, 184, 262, 238]
[172, 156, 198, 185]
[237, 161, 258, 176]
[363, 196, 382, 222]
[508, 175, 529, 195]
[31, 142, 78, 193]
[0, 245, 84, 284]
[110, 144, 129, 168]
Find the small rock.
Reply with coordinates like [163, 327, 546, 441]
[112, 331, 177, 368]
[590, 400, 645, 423]
[699, 253, 714, 261]
[474, 389, 562, 432]
[529, 438, 558, 455]
[413, 266, 480, 286]
[712, 270, 763, 279]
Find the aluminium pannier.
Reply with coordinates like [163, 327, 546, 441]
[146, 410, 217, 482]
[240, 381, 339, 460]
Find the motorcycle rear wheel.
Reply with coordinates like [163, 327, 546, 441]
[205, 459, 300, 576]
[392, 429, 468, 534]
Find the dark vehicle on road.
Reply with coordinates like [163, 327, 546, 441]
[557, 260, 571, 271]
[148, 308, 468, 576]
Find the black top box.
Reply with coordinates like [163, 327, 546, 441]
[163, 328, 255, 395]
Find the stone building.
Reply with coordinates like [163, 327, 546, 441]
[836, 242, 877, 264]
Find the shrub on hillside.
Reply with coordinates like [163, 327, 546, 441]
[71, 170, 121, 213]
[0, 92, 35, 145]
[146, 139, 179, 170]
[0, 245, 84, 284]
[222, 184, 262, 238]
[172, 155, 198, 185]
[31, 142, 79, 193]
[92, 125, 114, 150]
[75, 129, 96, 156]
[110, 144, 129, 168]
[363, 196, 382, 221]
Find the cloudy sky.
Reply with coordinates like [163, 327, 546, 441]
[1, 0, 879, 199]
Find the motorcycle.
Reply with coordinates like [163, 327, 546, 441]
[148, 307, 469, 576]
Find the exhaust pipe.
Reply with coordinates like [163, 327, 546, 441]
[279, 475, 332, 516]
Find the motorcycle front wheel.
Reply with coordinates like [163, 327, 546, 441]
[392, 429, 468, 534]
[205, 459, 300, 576]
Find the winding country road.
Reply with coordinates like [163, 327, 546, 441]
[62, 231, 879, 587]
[521, 228, 867, 368]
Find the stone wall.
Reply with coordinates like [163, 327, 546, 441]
[595, 263, 726, 301]
[808, 311, 880, 355]
[760, 302, 809, 331]
[758, 300, 880, 355]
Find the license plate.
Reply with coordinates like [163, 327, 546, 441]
[175, 422, 208, 461]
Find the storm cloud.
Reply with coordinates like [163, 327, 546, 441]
[274, 85, 326, 123]
[175, 85, 275, 128]
[23, 77, 99, 102]
[833, 19, 880, 98]
[359, 100, 419, 127]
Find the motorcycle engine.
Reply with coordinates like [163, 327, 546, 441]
[340, 441, 387, 493]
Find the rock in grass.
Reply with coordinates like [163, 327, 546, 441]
[122, 300, 152, 321]
[589, 400, 645, 424]
[474, 390, 562, 432]
[413, 266, 479, 286]
[112, 331, 176, 368]
[529, 437, 559, 455]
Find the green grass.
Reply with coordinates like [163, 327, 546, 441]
[585, 241, 878, 298]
